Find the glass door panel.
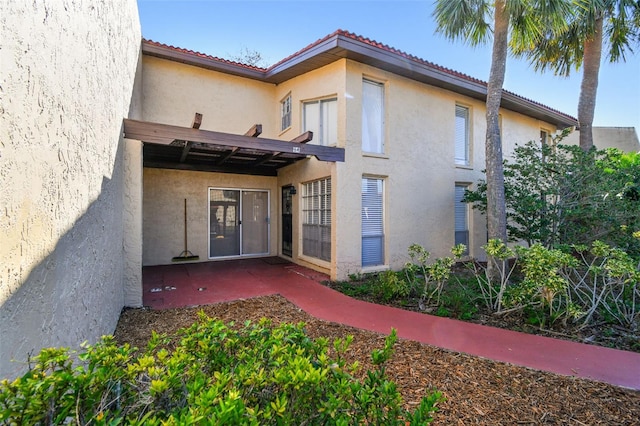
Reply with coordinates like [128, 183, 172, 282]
[209, 188, 270, 258]
[209, 189, 240, 257]
[241, 190, 269, 255]
[282, 187, 293, 257]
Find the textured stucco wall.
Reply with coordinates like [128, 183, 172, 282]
[273, 61, 344, 277]
[564, 127, 640, 152]
[139, 50, 561, 281]
[335, 60, 560, 279]
[0, 0, 141, 378]
[140, 56, 339, 274]
[142, 56, 276, 135]
[123, 54, 144, 307]
[143, 169, 277, 265]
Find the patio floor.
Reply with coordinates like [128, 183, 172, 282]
[143, 257, 640, 390]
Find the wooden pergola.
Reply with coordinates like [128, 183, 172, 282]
[123, 114, 345, 176]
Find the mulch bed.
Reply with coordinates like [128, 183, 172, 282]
[114, 295, 640, 425]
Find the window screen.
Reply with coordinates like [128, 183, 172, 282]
[455, 184, 469, 253]
[303, 98, 337, 146]
[302, 178, 331, 261]
[455, 105, 469, 165]
[362, 178, 384, 266]
[281, 95, 291, 131]
[362, 80, 384, 153]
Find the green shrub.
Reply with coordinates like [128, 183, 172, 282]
[465, 239, 518, 313]
[506, 244, 581, 327]
[373, 270, 411, 302]
[464, 138, 640, 259]
[405, 244, 465, 307]
[0, 315, 442, 425]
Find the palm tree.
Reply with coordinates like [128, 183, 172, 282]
[433, 0, 571, 243]
[512, 0, 640, 150]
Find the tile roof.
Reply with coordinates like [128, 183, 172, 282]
[142, 39, 268, 72]
[142, 30, 577, 127]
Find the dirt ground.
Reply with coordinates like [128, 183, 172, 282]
[114, 295, 640, 425]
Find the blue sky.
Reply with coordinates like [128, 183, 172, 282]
[138, 0, 640, 132]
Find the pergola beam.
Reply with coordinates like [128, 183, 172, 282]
[124, 119, 344, 162]
[179, 113, 203, 162]
[216, 147, 239, 165]
[254, 152, 281, 166]
[289, 131, 313, 144]
[244, 124, 262, 137]
[191, 113, 203, 129]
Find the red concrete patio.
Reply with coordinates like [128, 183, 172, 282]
[143, 257, 640, 390]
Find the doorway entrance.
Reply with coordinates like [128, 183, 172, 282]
[282, 186, 294, 257]
[209, 188, 269, 258]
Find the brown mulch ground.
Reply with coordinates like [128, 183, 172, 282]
[114, 295, 640, 425]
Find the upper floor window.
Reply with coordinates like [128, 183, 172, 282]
[303, 98, 337, 146]
[362, 79, 385, 154]
[540, 129, 550, 145]
[281, 94, 292, 131]
[455, 105, 470, 166]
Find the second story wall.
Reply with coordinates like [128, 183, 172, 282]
[334, 59, 561, 277]
[142, 56, 277, 135]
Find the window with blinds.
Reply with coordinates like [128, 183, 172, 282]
[455, 105, 470, 166]
[303, 98, 337, 146]
[362, 80, 385, 154]
[362, 177, 384, 266]
[455, 184, 469, 254]
[281, 94, 291, 131]
[302, 178, 331, 261]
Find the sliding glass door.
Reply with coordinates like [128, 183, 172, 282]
[209, 188, 269, 258]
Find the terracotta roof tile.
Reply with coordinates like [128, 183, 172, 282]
[143, 39, 268, 72]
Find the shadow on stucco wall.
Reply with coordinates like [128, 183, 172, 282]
[0, 137, 126, 380]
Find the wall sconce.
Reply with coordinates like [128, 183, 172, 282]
[289, 186, 297, 196]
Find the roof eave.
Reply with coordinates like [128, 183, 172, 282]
[141, 35, 578, 129]
[142, 41, 266, 81]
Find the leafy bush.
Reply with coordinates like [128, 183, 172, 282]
[469, 239, 639, 329]
[0, 315, 443, 425]
[464, 138, 640, 259]
[565, 241, 640, 328]
[465, 239, 518, 313]
[506, 244, 581, 327]
[373, 270, 412, 302]
[404, 244, 465, 307]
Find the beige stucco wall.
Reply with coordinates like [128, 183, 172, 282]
[0, 1, 141, 379]
[143, 169, 277, 265]
[140, 56, 283, 267]
[140, 57, 343, 275]
[142, 56, 277, 134]
[123, 53, 145, 307]
[139, 51, 563, 281]
[274, 61, 344, 277]
[564, 127, 640, 152]
[333, 60, 560, 278]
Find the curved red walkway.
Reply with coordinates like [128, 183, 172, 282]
[143, 258, 640, 390]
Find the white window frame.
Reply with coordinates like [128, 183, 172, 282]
[540, 129, 551, 145]
[455, 105, 470, 166]
[302, 177, 331, 261]
[281, 94, 292, 131]
[362, 79, 385, 154]
[303, 97, 337, 146]
[362, 177, 385, 267]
